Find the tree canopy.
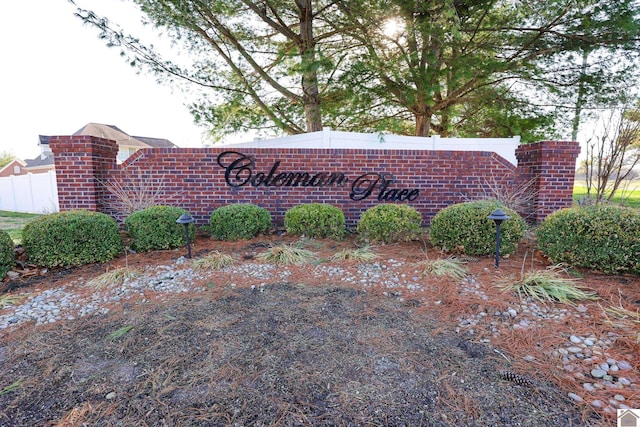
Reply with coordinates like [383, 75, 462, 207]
[73, 0, 640, 140]
[0, 151, 15, 169]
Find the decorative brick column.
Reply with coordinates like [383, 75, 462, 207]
[515, 141, 580, 223]
[50, 136, 118, 212]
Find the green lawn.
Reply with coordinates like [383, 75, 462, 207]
[0, 210, 41, 244]
[573, 184, 640, 208]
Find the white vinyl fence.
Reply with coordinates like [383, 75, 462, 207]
[0, 171, 59, 213]
[223, 128, 521, 165]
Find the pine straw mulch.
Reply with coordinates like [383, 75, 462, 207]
[1, 233, 639, 427]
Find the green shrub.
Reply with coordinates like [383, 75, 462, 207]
[209, 204, 271, 241]
[22, 210, 122, 268]
[537, 205, 640, 275]
[125, 205, 195, 252]
[356, 204, 423, 243]
[0, 230, 14, 279]
[429, 201, 526, 256]
[284, 203, 345, 240]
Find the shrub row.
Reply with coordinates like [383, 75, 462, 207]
[16, 201, 530, 273]
[12, 200, 640, 279]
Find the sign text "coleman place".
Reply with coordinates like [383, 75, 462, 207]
[216, 151, 420, 202]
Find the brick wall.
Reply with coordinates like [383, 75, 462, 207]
[50, 136, 579, 226]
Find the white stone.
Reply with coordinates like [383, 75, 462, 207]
[568, 392, 583, 402]
[569, 335, 582, 344]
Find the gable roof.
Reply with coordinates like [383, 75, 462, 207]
[73, 123, 149, 148]
[0, 159, 26, 174]
[38, 123, 178, 149]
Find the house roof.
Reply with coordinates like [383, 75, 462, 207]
[132, 135, 177, 148]
[24, 153, 54, 169]
[38, 123, 178, 149]
[0, 159, 26, 174]
[72, 123, 149, 148]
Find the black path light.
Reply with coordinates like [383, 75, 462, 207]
[176, 213, 195, 258]
[487, 208, 510, 268]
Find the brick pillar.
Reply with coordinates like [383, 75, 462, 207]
[515, 140, 580, 223]
[50, 135, 118, 212]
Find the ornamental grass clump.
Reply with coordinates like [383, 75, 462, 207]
[125, 205, 195, 252]
[0, 230, 14, 280]
[22, 210, 122, 268]
[429, 201, 526, 256]
[356, 204, 423, 243]
[418, 257, 469, 280]
[284, 203, 345, 240]
[499, 265, 598, 305]
[192, 251, 236, 270]
[536, 205, 640, 275]
[87, 267, 142, 289]
[331, 246, 379, 263]
[209, 204, 272, 241]
[256, 244, 317, 265]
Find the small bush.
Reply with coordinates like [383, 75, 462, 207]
[284, 203, 345, 240]
[209, 204, 272, 241]
[23, 210, 122, 268]
[0, 230, 14, 279]
[125, 205, 195, 252]
[537, 205, 640, 275]
[429, 201, 526, 256]
[356, 204, 423, 243]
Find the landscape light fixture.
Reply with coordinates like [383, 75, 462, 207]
[176, 213, 195, 258]
[487, 208, 510, 268]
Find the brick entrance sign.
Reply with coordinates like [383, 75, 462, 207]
[50, 135, 579, 226]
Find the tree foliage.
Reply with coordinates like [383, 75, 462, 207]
[0, 151, 15, 169]
[73, 0, 640, 139]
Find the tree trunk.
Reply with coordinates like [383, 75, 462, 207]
[415, 111, 432, 137]
[571, 49, 589, 141]
[297, 0, 323, 133]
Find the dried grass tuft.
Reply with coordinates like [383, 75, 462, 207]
[256, 244, 317, 265]
[87, 267, 142, 289]
[0, 294, 28, 308]
[418, 257, 468, 280]
[331, 246, 379, 263]
[192, 251, 236, 270]
[498, 265, 598, 305]
[600, 302, 640, 343]
[99, 168, 184, 221]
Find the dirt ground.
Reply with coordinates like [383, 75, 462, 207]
[1, 231, 639, 427]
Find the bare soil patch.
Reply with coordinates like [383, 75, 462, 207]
[1, 233, 639, 426]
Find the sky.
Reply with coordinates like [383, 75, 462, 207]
[0, 0, 209, 161]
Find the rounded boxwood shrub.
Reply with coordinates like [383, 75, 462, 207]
[22, 210, 122, 268]
[356, 204, 423, 243]
[537, 205, 640, 275]
[0, 230, 14, 279]
[125, 205, 195, 252]
[209, 203, 272, 241]
[284, 203, 345, 240]
[429, 201, 526, 256]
